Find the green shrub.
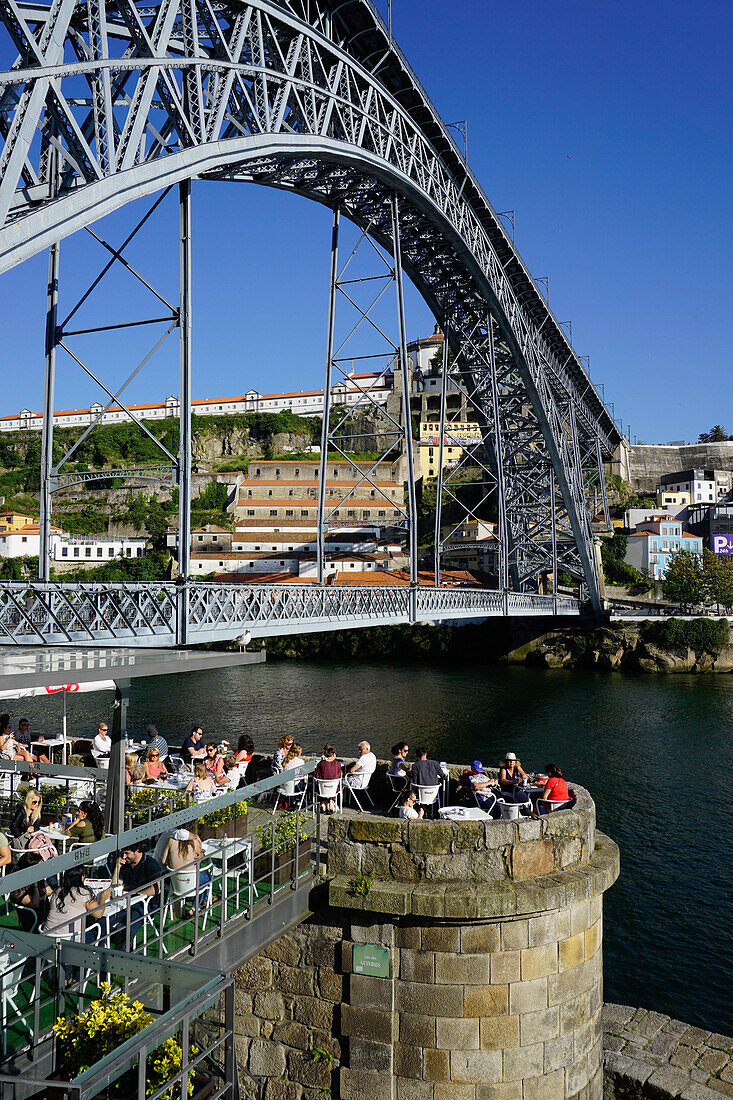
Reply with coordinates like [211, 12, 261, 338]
[654, 618, 729, 652]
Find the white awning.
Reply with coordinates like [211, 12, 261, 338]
[0, 679, 117, 701]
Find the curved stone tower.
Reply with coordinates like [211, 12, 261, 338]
[235, 781, 619, 1100]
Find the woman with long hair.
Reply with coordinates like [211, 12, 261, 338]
[65, 800, 105, 844]
[314, 743, 342, 814]
[143, 746, 169, 783]
[161, 827, 210, 918]
[271, 735, 293, 774]
[235, 735, 254, 765]
[185, 762, 216, 803]
[10, 851, 52, 931]
[10, 789, 42, 838]
[42, 867, 110, 939]
[0, 714, 33, 764]
[125, 753, 138, 786]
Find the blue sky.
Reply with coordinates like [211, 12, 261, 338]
[0, 0, 730, 443]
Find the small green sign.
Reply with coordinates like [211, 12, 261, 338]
[353, 943, 390, 978]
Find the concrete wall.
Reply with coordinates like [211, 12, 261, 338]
[234, 782, 619, 1100]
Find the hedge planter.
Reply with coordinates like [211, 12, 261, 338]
[254, 839, 311, 886]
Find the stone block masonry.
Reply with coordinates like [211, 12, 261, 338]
[603, 1004, 733, 1100]
[233, 781, 619, 1099]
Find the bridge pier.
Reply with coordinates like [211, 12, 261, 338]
[234, 783, 619, 1100]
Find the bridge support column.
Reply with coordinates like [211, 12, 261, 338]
[39, 234, 60, 582]
[177, 179, 192, 642]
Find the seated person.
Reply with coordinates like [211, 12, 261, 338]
[129, 762, 146, 785]
[125, 753, 138, 786]
[182, 726, 206, 762]
[161, 827, 210, 914]
[10, 789, 42, 838]
[186, 762, 217, 803]
[346, 741, 377, 788]
[220, 754, 244, 789]
[398, 790, 423, 820]
[16, 719, 48, 763]
[144, 747, 169, 783]
[0, 714, 33, 763]
[389, 742, 410, 778]
[540, 764, 570, 809]
[203, 742, 225, 782]
[498, 752, 527, 794]
[235, 735, 255, 767]
[10, 851, 51, 931]
[111, 843, 164, 940]
[92, 722, 111, 757]
[314, 744, 342, 813]
[65, 800, 105, 844]
[0, 828, 10, 869]
[467, 761, 495, 805]
[272, 735, 294, 775]
[146, 725, 168, 760]
[410, 748, 445, 790]
[42, 867, 110, 941]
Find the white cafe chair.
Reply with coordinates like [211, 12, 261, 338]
[344, 771, 374, 812]
[0, 946, 33, 1054]
[536, 797, 572, 815]
[313, 778, 342, 816]
[272, 773, 307, 815]
[473, 790, 497, 815]
[386, 772, 409, 814]
[496, 799, 523, 821]
[411, 783, 441, 819]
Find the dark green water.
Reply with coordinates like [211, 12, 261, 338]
[20, 660, 733, 1034]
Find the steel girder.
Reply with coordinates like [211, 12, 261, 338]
[0, 580, 580, 646]
[0, 0, 620, 621]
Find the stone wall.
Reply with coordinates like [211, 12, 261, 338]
[618, 443, 733, 494]
[603, 1004, 733, 1100]
[233, 782, 620, 1100]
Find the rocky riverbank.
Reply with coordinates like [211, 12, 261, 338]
[511, 619, 733, 673]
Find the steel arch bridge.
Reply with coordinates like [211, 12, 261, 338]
[0, 0, 621, 646]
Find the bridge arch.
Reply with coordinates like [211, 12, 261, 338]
[0, 0, 620, 633]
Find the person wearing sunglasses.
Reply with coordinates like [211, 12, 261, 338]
[10, 789, 43, 838]
[92, 723, 112, 757]
[143, 747, 169, 783]
[203, 743, 225, 783]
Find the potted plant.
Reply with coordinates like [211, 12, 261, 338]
[197, 800, 248, 841]
[254, 812, 310, 886]
[53, 983, 207, 1098]
[39, 784, 68, 826]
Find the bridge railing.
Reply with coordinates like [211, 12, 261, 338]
[0, 580, 582, 644]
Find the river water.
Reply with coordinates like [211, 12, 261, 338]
[19, 659, 733, 1035]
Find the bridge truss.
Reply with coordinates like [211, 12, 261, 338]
[0, 0, 621, 645]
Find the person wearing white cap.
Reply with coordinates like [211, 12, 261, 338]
[161, 827, 210, 917]
[498, 752, 527, 795]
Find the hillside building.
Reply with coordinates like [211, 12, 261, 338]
[657, 468, 732, 504]
[624, 516, 703, 580]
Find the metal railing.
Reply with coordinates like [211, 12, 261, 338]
[0, 581, 581, 645]
[0, 930, 235, 1100]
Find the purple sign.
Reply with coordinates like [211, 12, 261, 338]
[712, 534, 733, 556]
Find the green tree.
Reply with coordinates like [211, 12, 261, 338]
[662, 550, 703, 608]
[702, 549, 733, 614]
[698, 425, 731, 443]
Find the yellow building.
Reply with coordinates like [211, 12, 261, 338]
[0, 511, 35, 533]
[656, 489, 690, 509]
[418, 419, 483, 480]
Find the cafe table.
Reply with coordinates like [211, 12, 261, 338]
[438, 806, 490, 822]
[32, 736, 71, 765]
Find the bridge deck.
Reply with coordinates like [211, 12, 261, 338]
[0, 583, 581, 646]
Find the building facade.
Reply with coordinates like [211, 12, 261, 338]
[657, 468, 732, 505]
[0, 372, 390, 433]
[625, 516, 703, 580]
[687, 501, 733, 554]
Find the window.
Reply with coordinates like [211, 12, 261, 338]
[85, 547, 91, 557]
[109, 547, 114, 556]
[97, 547, 103, 557]
[21, 536, 27, 543]
[267, 490, 272, 497]
[347, 510, 355, 517]
[285, 509, 294, 516]
[61, 546, 68, 557]
[126, 548, 132, 557]
[247, 509, 255, 516]
[254, 546, 261, 551]
[275, 469, 280, 476]
[73, 547, 79, 557]
[301, 510, 308, 516]
[378, 510, 386, 517]
[137, 548, 143, 557]
[198, 535, 204, 541]
[270, 509, 277, 516]
[294, 469, 299, 476]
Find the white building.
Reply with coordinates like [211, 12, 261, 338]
[657, 468, 732, 505]
[0, 372, 390, 433]
[0, 524, 63, 558]
[624, 517, 703, 580]
[54, 535, 147, 564]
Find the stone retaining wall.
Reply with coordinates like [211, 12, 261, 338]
[603, 1004, 733, 1100]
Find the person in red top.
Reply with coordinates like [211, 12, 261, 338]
[314, 743, 342, 814]
[541, 764, 569, 810]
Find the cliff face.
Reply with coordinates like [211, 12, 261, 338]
[510, 622, 733, 673]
